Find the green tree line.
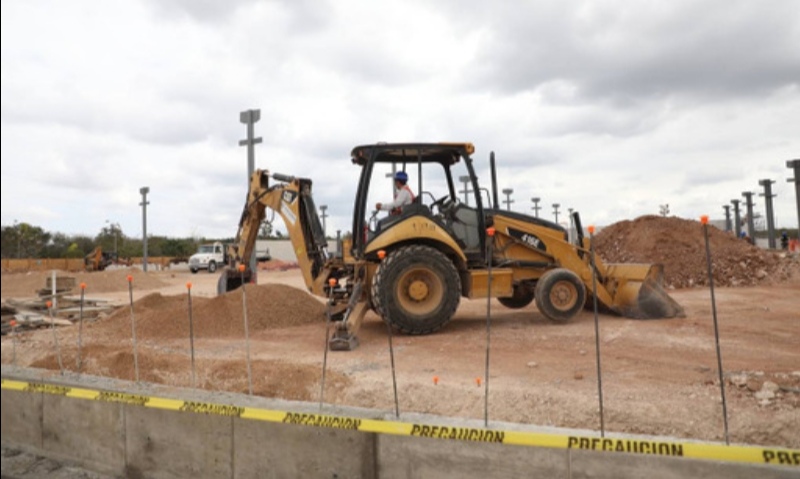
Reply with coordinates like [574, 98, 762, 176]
[0, 222, 233, 260]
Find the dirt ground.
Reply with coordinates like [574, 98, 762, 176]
[2, 216, 799, 450]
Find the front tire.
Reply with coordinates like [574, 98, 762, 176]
[208, 261, 217, 273]
[371, 245, 461, 335]
[534, 268, 586, 322]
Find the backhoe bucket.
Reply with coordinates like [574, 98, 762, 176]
[217, 267, 253, 295]
[604, 264, 685, 320]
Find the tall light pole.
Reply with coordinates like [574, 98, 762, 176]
[140, 187, 150, 272]
[240, 109, 262, 278]
[502, 188, 514, 211]
[553, 203, 561, 224]
[788, 159, 800, 237]
[530, 197, 541, 218]
[319, 205, 328, 237]
[459, 175, 472, 205]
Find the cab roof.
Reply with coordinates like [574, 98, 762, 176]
[350, 142, 475, 166]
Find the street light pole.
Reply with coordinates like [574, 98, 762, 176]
[140, 187, 150, 272]
[530, 197, 541, 218]
[502, 188, 514, 211]
[320, 205, 328, 237]
[240, 109, 262, 279]
[553, 203, 561, 224]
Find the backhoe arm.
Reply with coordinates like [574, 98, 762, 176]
[218, 169, 331, 295]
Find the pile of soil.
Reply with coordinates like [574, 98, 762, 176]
[88, 283, 327, 341]
[0, 268, 168, 299]
[593, 215, 798, 288]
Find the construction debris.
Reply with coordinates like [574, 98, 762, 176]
[1, 276, 116, 335]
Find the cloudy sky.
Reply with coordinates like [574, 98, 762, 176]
[2, 0, 799, 241]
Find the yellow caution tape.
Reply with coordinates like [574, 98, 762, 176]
[2, 377, 797, 467]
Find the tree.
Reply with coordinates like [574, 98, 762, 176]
[659, 204, 670, 217]
[0, 222, 51, 258]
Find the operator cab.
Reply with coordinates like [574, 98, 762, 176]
[350, 142, 488, 263]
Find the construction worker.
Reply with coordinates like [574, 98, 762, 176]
[376, 171, 415, 215]
[781, 231, 789, 250]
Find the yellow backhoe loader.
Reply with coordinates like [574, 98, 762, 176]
[84, 246, 115, 272]
[219, 142, 684, 350]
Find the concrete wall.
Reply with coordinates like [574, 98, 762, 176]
[1, 372, 795, 479]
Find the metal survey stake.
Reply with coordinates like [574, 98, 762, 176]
[701, 216, 730, 445]
[77, 283, 86, 374]
[239, 265, 254, 395]
[47, 301, 64, 375]
[11, 320, 18, 366]
[187, 282, 197, 388]
[127, 275, 140, 383]
[320, 278, 337, 411]
[484, 227, 496, 428]
[376, 252, 400, 419]
[588, 226, 606, 437]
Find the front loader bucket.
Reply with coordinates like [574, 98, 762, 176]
[604, 264, 685, 320]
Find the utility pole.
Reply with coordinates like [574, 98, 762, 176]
[553, 203, 561, 224]
[320, 205, 328, 237]
[502, 188, 514, 211]
[788, 159, 800, 237]
[742, 191, 756, 244]
[723, 205, 732, 232]
[459, 175, 472, 205]
[240, 109, 262, 277]
[759, 179, 777, 249]
[531, 197, 541, 218]
[139, 187, 150, 272]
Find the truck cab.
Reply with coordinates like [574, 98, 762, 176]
[189, 241, 227, 274]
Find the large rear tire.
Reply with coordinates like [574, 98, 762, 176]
[371, 245, 461, 335]
[534, 268, 586, 323]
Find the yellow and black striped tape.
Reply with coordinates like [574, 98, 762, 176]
[2, 378, 797, 468]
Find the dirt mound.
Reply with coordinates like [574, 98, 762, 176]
[593, 215, 798, 288]
[0, 268, 168, 299]
[91, 283, 327, 341]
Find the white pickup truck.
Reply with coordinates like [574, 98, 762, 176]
[189, 240, 271, 274]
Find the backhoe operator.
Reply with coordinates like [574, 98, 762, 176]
[376, 171, 415, 216]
